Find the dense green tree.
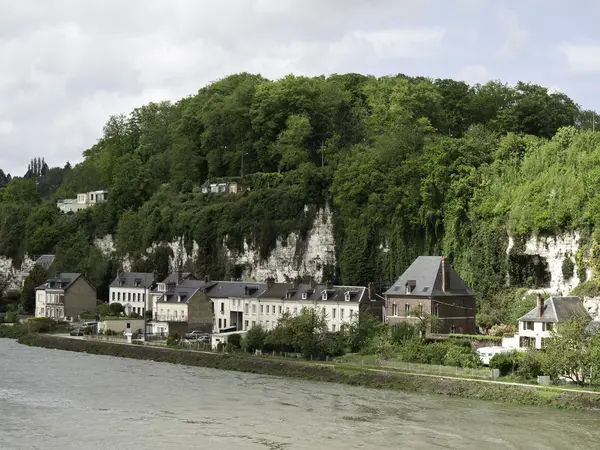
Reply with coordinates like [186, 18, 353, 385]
[21, 265, 50, 313]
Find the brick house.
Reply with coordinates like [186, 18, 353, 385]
[384, 256, 476, 334]
[35, 273, 97, 321]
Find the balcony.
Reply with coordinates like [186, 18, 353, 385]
[154, 315, 188, 322]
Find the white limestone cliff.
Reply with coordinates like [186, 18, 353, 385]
[507, 232, 591, 296]
[96, 206, 336, 283]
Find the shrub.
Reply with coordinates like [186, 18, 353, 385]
[26, 317, 55, 333]
[109, 303, 124, 316]
[4, 311, 19, 323]
[489, 351, 521, 376]
[516, 349, 544, 380]
[166, 333, 181, 347]
[228, 333, 242, 349]
[488, 324, 516, 337]
[242, 325, 267, 352]
[562, 256, 575, 280]
[368, 334, 398, 360]
[390, 323, 416, 344]
[419, 342, 449, 365]
[448, 334, 502, 342]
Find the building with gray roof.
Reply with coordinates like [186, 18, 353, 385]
[384, 256, 476, 334]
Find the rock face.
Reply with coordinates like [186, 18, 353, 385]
[0, 255, 35, 291]
[97, 206, 336, 283]
[507, 233, 590, 295]
[225, 206, 336, 282]
[583, 297, 600, 321]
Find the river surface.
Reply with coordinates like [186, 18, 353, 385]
[1, 339, 599, 449]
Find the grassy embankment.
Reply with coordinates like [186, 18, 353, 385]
[12, 332, 600, 412]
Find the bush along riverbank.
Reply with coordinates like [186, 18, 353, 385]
[16, 333, 600, 412]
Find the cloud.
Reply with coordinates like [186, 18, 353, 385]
[456, 65, 494, 85]
[495, 6, 529, 59]
[0, 0, 442, 175]
[559, 43, 600, 74]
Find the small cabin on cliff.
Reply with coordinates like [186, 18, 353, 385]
[384, 256, 476, 334]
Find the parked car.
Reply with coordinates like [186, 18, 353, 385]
[70, 328, 85, 336]
[185, 331, 210, 342]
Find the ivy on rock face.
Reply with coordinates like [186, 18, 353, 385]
[0, 72, 595, 323]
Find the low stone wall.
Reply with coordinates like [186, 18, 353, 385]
[16, 334, 600, 412]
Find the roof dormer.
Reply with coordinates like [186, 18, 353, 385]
[321, 291, 328, 301]
[344, 291, 351, 302]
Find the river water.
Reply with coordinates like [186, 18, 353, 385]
[1, 339, 599, 449]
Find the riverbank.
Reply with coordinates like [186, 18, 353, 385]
[15, 333, 600, 411]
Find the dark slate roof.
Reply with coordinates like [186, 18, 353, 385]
[205, 281, 267, 298]
[160, 272, 194, 284]
[36, 273, 81, 291]
[34, 254, 55, 270]
[110, 272, 155, 289]
[383, 256, 473, 297]
[157, 279, 210, 304]
[258, 283, 367, 303]
[519, 297, 591, 323]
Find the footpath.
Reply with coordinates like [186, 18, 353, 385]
[57, 334, 600, 396]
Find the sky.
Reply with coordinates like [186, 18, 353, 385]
[1, 0, 600, 176]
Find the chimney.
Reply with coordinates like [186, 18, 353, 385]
[537, 293, 543, 318]
[368, 282, 374, 300]
[441, 257, 447, 292]
[176, 271, 183, 284]
[266, 277, 275, 289]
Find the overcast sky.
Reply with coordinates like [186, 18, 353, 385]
[1, 0, 600, 176]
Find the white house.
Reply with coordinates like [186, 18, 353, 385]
[150, 278, 213, 336]
[504, 295, 591, 349]
[109, 272, 156, 317]
[206, 281, 368, 334]
[56, 190, 108, 213]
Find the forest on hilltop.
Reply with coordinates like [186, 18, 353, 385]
[1, 72, 600, 327]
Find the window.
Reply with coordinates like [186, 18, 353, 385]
[332, 308, 336, 319]
[112, 292, 115, 301]
[404, 304, 411, 314]
[543, 322, 553, 332]
[278, 306, 282, 314]
[266, 320, 270, 329]
[220, 302, 224, 313]
[142, 294, 145, 302]
[244, 320, 249, 330]
[340, 309, 345, 319]
[252, 304, 256, 314]
[260, 305, 264, 313]
[332, 324, 336, 332]
[117, 292, 121, 301]
[126, 322, 130, 328]
[392, 303, 398, 316]
[321, 291, 327, 301]
[451, 324, 456, 333]
[244, 303, 249, 314]
[524, 321, 534, 331]
[302, 292, 307, 300]
[252, 321, 256, 328]
[224, 319, 227, 328]
[293, 307, 298, 315]
[349, 309, 354, 320]
[432, 303, 439, 317]
[218, 319, 222, 328]
[266, 305, 270, 314]
[286, 307, 290, 313]
[344, 292, 350, 302]
[128, 293, 131, 301]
